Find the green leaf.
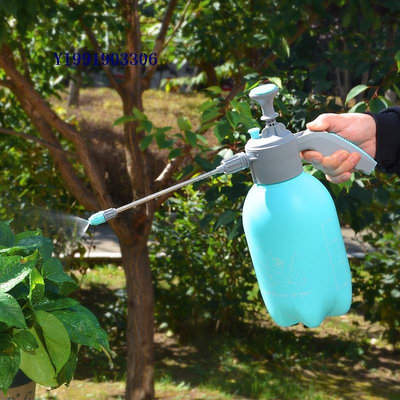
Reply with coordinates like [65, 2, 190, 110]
[0, 290, 26, 329]
[51, 305, 110, 352]
[228, 222, 242, 240]
[201, 108, 220, 124]
[369, 97, 387, 113]
[214, 120, 232, 142]
[185, 131, 197, 147]
[56, 343, 78, 386]
[139, 120, 153, 134]
[29, 268, 44, 304]
[0, 222, 14, 248]
[343, 11, 351, 28]
[194, 155, 215, 171]
[113, 108, 149, 126]
[274, 98, 288, 114]
[233, 101, 256, 130]
[20, 325, 57, 387]
[34, 293, 79, 312]
[215, 210, 236, 229]
[178, 117, 192, 131]
[0, 254, 35, 292]
[0, 333, 20, 393]
[266, 77, 282, 88]
[16, 236, 53, 259]
[281, 37, 290, 58]
[345, 84, 369, 105]
[395, 50, 400, 72]
[42, 258, 77, 295]
[155, 130, 174, 149]
[113, 115, 137, 126]
[226, 110, 241, 129]
[13, 329, 39, 352]
[139, 135, 153, 151]
[14, 230, 41, 242]
[36, 310, 71, 374]
[206, 86, 223, 94]
[168, 148, 182, 159]
[196, 134, 208, 144]
[348, 101, 367, 113]
[199, 100, 216, 112]
[8, 283, 29, 301]
[132, 107, 147, 121]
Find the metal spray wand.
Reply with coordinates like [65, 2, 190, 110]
[88, 151, 254, 226]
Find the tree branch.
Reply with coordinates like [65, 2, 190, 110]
[69, 0, 124, 98]
[155, 148, 220, 207]
[154, 144, 192, 188]
[0, 85, 99, 210]
[161, 0, 192, 53]
[123, 0, 142, 95]
[16, 41, 32, 84]
[0, 79, 13, 89]
[0, 127, 76, 157]
[32, 118, 99, 211]
[0, 44, 117, 215]
[142, 0, 179, 88]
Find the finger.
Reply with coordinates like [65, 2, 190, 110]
[300, 150, 323, 164]
[314, 150, 348, 175]
[323, 151, 361, 177]
[326, 172, 352, 184]
[306, 113, 342, 133]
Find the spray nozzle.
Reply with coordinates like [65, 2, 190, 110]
[88, 208, 117, 226]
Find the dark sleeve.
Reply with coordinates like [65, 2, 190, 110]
[366, 107, 400, 175]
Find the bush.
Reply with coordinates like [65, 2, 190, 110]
[0, 221, 110, 392]
[150, 181, 261, 336]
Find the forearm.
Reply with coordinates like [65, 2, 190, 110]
[367, 107, 400, 175]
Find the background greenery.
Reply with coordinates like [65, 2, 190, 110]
[0, 0, 399, 399]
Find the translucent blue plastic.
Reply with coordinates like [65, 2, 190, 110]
[242, 171, 352, 327]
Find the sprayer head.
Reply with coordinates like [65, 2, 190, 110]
[88, 208, 117, 226]
[249, 84, 279, 121]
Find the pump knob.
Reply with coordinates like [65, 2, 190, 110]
[249, 83, 279, 121]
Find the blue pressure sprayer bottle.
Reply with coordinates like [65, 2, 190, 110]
[88, 84, 376, 328]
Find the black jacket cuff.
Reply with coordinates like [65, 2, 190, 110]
[365, 107, 400, 174]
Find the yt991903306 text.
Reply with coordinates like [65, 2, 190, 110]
[54, 52, 157, 66]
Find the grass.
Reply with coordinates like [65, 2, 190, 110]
[35, 264, 400, 400]
[55, 87, 207, 129]
[52, 87, 215, 158]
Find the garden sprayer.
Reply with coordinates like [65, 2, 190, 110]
[88, 84, 376, 328]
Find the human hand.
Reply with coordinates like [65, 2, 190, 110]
[301, 113, 377, 183]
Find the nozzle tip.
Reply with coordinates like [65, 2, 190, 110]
[88, 211, 106, 226]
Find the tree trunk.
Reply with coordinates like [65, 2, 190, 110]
[67, 69, 82, 107]
[120, 237, 155, 400]
[200, 62, 218, 87]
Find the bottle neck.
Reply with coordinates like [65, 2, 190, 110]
[245, 136, 303, 184]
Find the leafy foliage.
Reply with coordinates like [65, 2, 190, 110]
[151, 183, 261, 336]
[0, 221, 110, 393]
[345, 171, 400, 347]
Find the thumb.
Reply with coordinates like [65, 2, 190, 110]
[306, 113, 339, 132]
